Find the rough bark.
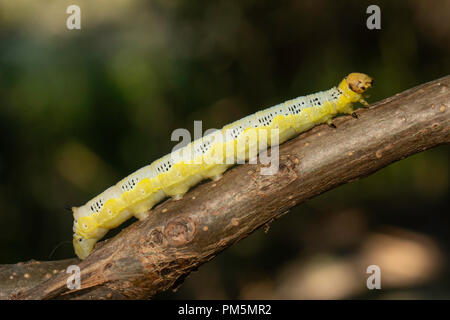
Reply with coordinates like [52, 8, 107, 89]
[1, 75, 449, 300]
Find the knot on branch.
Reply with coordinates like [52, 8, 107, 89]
[164, 217, 196, 247]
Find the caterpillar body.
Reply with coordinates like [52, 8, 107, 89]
[72, 72, 373, 259]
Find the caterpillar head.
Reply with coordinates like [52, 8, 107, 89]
[346, 73, 373, 94]
[73, 234, 97, 260]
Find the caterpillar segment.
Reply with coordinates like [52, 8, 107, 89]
[72, 72, 373, 259]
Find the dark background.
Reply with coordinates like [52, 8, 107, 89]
[0, 0, 448, 299]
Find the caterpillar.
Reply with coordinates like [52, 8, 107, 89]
[72, 72, 373, 259]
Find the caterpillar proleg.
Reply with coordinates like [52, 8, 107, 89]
[72, 72, 373, 259]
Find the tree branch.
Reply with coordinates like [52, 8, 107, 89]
[3, 75, 449, 300]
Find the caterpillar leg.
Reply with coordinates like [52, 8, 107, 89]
[173, 193, 184, 200]
[134, 211, 150, 220]
[326, 119, 337, 128]
[352, 98, 370, 118]
[359, 98, 370, 106]
[211, 174, 223, 181]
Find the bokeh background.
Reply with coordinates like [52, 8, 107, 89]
[0, 0, 449, 299]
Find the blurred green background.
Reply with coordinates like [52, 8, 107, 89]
[0, 0, 448, 299]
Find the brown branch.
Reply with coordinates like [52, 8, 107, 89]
[3, 75, 449, 300]
[0, 259, 77, 299]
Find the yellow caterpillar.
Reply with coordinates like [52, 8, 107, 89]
[72, 72, 373, 259]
